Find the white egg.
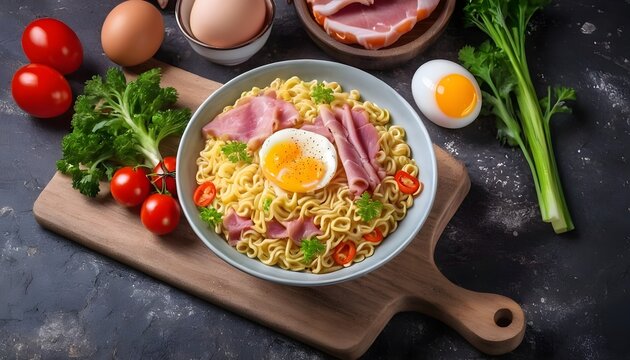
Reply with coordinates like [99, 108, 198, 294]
[259, 128, 338, 193]
[411, 59, 482, 129]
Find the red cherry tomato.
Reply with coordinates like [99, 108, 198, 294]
[193, 181, 217, 207]
[332, 241, 357, 266]
[140, 193, 181, 235]
[152, 156, 177, 197]
[110, 167, 151, 207]
[22, 18, 83, 74]
[11, 64, 72, 118]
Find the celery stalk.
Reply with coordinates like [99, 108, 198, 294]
[459, 0, 575, 233]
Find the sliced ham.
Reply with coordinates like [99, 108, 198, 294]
[346, 106, 386, 179]
[202, 91, 299, 150]
[307, 0, 374, 17]
[266, 218, 288, 239]
[266, 217, 322, 245]
[299, 116, 334, 143]
[319, 105, 384, 197]
[223, 208, 253, 246]
[334, 105, 381, 188]
[312, 0, 441, 50]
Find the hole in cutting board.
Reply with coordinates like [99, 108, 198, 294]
[494, 308, 513, 327]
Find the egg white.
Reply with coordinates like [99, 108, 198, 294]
[411, 59, 482, 129]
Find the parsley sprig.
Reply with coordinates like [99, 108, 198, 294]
[311, 83, 334, 104]
[301, 237, 325, 263]
[199, 206, 223, 227]
[262, 198, 273, 213]
[221, 141, 251, 163]
[355, 192, 383, 222]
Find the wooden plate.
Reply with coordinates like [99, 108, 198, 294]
[293, 0, 456, 70]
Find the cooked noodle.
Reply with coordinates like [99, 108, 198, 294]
[196, 77, 419, 274]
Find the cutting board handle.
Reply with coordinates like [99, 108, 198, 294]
[406, 269, 526, 355]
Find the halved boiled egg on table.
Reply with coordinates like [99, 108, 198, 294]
[411, 59, 482, 129]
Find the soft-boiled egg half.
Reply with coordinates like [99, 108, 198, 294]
[411, 59, 482, 129]
[259, 128, 338, 193]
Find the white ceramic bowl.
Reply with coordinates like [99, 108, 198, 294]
[175, 0, 275, 66]
[176, 59, 437, 286]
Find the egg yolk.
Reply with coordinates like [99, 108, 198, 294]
[262, 140, 326, 193]
[435, 74, 478, 119]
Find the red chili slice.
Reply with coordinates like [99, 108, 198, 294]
[332, 241, 357, 266]
[193, 181, 216, 207]
[394, 170, 421, 195]
[363, 228, 384, 243]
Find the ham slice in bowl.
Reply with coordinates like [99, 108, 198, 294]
[266, 217, 322, 245]
[319, 104, 384, 197]
[223, 208, 253, 246]
[202, 91, 299, 150]
[307, 0, 374, 17]
[310, 0, 441, 50]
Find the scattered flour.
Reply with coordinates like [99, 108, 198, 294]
[580, 22, 597, 34]
[526, 295, 596, 326]
[37, 312, 95, 357]
[0, 99, 21, 116]
[130, 283, 196, 321]
[587, 71, 630, 120]
[443, 140, 459, 156]
[0, 206, 14, 217]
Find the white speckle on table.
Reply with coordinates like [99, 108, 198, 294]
[443, 140, 459, 156]
[37, 312, 95, 357]
[526, 295, 596, 330]
[0, 206, 14, 217]
[569, 335, 605, 360]
[165, 26, 181, 39]
[2, 237, 23, 257]
[588, 71, 630, 119]
[130, 283, 196, 320]
[580, 22, 597, 34]
[0, 98, 21, 116]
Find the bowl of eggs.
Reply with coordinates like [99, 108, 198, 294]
[175, 0, 275, 66]
[176, 59, 437, 286]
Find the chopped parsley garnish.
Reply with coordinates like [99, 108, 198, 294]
[301, 237, 325, 263]
[311, 83, 334, 104]
[199, 206, 223, 227]
[262, 197, 272, 212]
[221, 141, 251, 163]
[355, 192, 383, 222]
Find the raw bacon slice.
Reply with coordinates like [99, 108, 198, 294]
[307, 0, 374, 17]
[312, 0, 441, 50]
[202, 92, 299, 150]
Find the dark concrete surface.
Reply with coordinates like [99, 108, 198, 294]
[1, 0, 629, 359]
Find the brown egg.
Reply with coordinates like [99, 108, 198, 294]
[101, 0, 164, 66]
[190, 0, 266, 48]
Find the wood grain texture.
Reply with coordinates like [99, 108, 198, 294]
[293, 0, 456, 69]
[33, 60, 524, 359]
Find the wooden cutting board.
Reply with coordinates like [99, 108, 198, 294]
[33, 60, 525, 359]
